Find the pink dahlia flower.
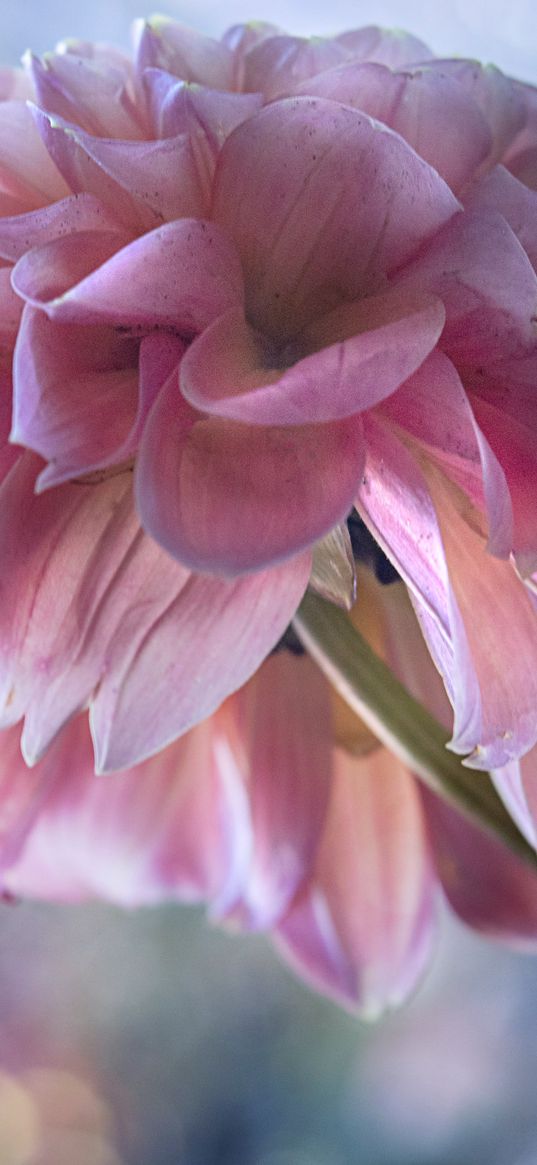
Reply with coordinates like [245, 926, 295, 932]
[0, 18, 536, 1009]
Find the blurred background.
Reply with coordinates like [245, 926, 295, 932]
[1, 1, 537, 1161]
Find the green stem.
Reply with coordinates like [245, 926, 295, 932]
[293, 591, 537, 870]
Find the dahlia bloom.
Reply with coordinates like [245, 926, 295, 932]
[0, 18, 536, 1011]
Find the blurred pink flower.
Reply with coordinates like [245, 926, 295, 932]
[0, 19, 536, 1009]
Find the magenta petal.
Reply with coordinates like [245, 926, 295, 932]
[424, 790, 537, 947]
[471, 395, 537, 577]
[276, 748, 436, 1016]
[213, 97, 459, 337]
[4, 715, 235, 906]
[212, 654, 332, 929]
[13, 219, 244, 330]
[424, 58, 526, 163]
[136, 377, 366, 573]
[180, 295, 445, 425]
[90, 552, 311, 771]
[0, 102, 69, 210]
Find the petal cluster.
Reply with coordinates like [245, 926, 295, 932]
[0, 18, 536, 1009]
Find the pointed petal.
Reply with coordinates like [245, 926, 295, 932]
[179, 294, 445, 425]
[379, 350, 513, 559]
[136, 375, 366, 573]
[4, 715, 236, 906]
[12, 219, 243, 330]
[27, 50, 143, 139]
[213, 97, 459, 337]
[143, 68, 262, 144]
[276, 747, 436, 1016]
[212, 653, 332, 928]
[358, 415, 537, 767]
[471, 395, 537, 577]
[90, 551, 312, 771]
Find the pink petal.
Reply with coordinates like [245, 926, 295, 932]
[0, 268, 23, 349]
[180, 294, 445, 425]
[3, 715, 236, 906]
[464, 164, 537, 271]
[213, 97, 459, 338]
[242, 34, 348, 99]
[33, 114, 208, 222]
[394, 208, 537, 365]
[379, 350, 513, 559]
[294, 62, 491, 193]
[135, 18, 234, 89]
[90, 551, 312, 772]
[12, 219, 243, 330]
[358, 415, 537, 766]
[211, 654, 332, 929]
[470, 395, 537, 577]
[143, 67, 262, 143]
[28, 51, 143, 139]
[0, 192, 128, 263]
[424, 789, 537, 947]
[136, 375, 366, 573]
[276, 747, 436, 1016]
[12, 308, 184, 488]
[0, 725, 60, 875]
[424, 59, 526, 164]
[30, 106, 157, 231]
[0, 102, 69, 211]
[0, 455, 310, 771]
[335, 27, 433, 67]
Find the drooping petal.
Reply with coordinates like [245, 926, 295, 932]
[379, 350, 513, 559]
[294, 62, 492, 193]
[179, 294, 445, 425]
[470, 395, 537, 578]
[136, 374, 366, 573]
[0, 455, 311, 772]
[358, 415, 537, 767]
[3, 715, 238, 907]
[211, 653, 332, 929]
[213, 97, 459, 338]
[12, 219, 244, 330]
[276, 747, 436, 1016]
[90, 550, 312, 772]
